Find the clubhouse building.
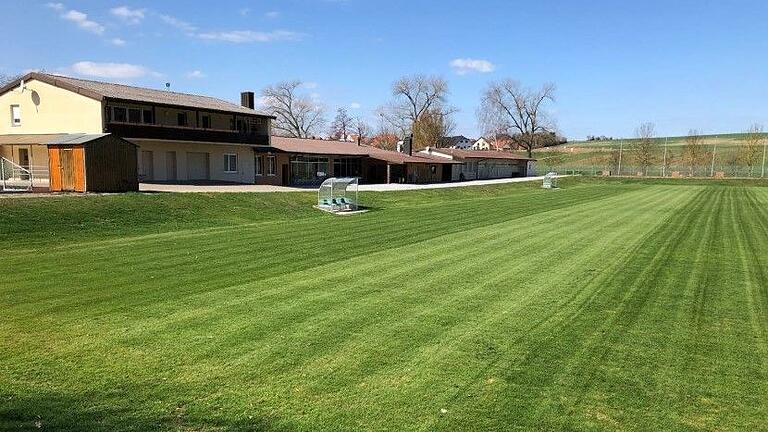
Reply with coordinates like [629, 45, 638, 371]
[0, 73, 533, 192]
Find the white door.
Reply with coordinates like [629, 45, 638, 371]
[186, 152, 210, 181]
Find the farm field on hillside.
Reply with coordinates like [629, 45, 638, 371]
[534, 133, 768, 177]
[1, 178, 768, 431]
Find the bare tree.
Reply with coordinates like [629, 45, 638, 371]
[632, 122, 657, 175]
[478, 80, 556, 158]
[740, 124, 764, 176]
[329, 107, 354, 141]
[353, 117, 371, 144]
[412, 109, 455, 150]
[379, 74, 455, 145]
[682, 129, 706, 177]
[261, 80, 326, 138]
[0, 73, 21, 87]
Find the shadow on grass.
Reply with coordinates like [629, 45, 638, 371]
[0, 389, 298, 432]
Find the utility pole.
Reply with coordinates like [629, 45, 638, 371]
[662, 137, 668, 177]
[617, 140, 623, 176]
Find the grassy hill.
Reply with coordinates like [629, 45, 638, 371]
[532, 133, 768, 176]
[2, 178, 768, 431]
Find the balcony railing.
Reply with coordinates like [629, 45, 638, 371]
[106, 122, 270, 145]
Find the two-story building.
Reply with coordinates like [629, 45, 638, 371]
[0, 72, 273, 191]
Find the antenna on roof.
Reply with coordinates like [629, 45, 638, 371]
[165, 82, 171, 91]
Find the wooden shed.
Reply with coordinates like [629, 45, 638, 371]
[48, 134, 138, 192]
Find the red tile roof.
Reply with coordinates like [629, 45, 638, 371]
[269, 137, 457, 164]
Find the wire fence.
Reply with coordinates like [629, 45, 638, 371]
[535, 139, 768, 179]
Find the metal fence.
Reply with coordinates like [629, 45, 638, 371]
[537, 139, 768, 179]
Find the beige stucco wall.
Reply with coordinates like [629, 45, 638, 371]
[131, 140, 256, 183]
[0, 79, 103, 135]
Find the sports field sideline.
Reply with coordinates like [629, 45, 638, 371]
[1, 178, 767, 431]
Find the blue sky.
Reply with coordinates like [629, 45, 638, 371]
[2, 0, 768, 139]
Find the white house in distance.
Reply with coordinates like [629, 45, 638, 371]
[439, 135, 474, 149]
[472, 137, 491, 150]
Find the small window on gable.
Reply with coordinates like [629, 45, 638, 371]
[113, 107, 127, 122]
[10, 105, 21, 126]
[142, 109, 153, 124]
[202, 115, 211, 129]
[177, 112, 188, 126]
[128, 109, 141, 123]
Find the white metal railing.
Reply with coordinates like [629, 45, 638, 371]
[1, 157, 33, 192]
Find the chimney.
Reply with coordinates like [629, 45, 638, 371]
[241, 91, 255, 109]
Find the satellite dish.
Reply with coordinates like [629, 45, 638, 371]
[165, 82, 171, 91]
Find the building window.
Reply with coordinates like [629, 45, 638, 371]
[142, 109, 153, 124]
[255, 155, 263, 176]
[10, 105, 21, 126]
[113, 107, 127, 123]
[201, 115, 211, 129]
[267, 155, 276, 176]
[177, 112, 188, 127]
[224, 154, 238, 173]
[128, 109, 141, 123]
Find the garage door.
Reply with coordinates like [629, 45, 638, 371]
[186, 152, 210, 181]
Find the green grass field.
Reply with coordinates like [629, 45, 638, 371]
[2, 178, 768, 431]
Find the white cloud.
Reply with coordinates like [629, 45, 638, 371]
[265, 11, 280, 19]
[197, 30, 302, 43]
[110, 6, 146, 24]
[60, 9, 106, 35]
[302, 81, 318, 89]
[186, 70, 206, 79]
[110, 38, 127, 46]
[350, 102, 361, 109]
[449, 58, 495, 75]
[71, 61, 154, 79]
[46, 2, 65, 11]
[158, 14, 197, 33]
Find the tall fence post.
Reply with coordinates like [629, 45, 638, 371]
[1, 158, 5, 191]
[710, 141, 717, 177]
[662, 137, 668, 177]
[762, 142, 766, 178]
[617, 141, 623, 176]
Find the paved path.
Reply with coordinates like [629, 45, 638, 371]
[139, 176, 554, 193]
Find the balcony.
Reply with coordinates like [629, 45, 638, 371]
[105, 122, 270, 146]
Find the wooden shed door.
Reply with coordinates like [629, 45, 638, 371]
[60, 149, 75, 191]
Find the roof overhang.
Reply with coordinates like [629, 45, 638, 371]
[0, 72, 104, 101]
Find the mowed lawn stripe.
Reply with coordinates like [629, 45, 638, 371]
[1, 185, 696, 431]
[1, 182, 636, 316]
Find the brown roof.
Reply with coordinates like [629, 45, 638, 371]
[0, 73, 273, 117]
[0, 133, 119, 145]
[424, 147, 534, 161]
[269, 137, 456, 164]
[0, 134, 65, 145]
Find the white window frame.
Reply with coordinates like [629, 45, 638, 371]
[10, 105, 21, 127]
[224, 153, 238, 173]
[267, 155, 276, 176]
[255, 155, 263, 176]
